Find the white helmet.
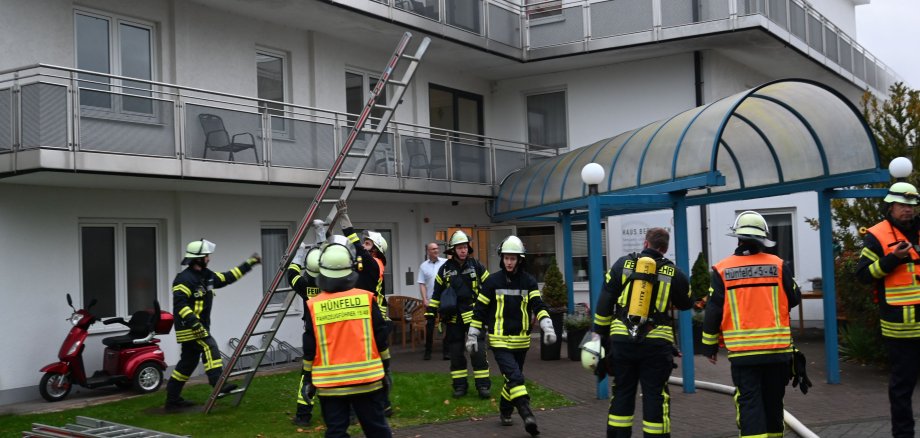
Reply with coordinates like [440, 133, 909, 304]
[363, 230, 388, 255]
[497, 235, 526, 257]
[728, 211, 775, 248]
[885, 182, 919, 206]
[581, 338, 605, 372]
[447, 230, 472, 254]
[304, 247, 322, 278]
[182, 238, 216, 265]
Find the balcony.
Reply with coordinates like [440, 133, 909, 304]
[0, 65, 555, 197]
[323, 0, 898, 94]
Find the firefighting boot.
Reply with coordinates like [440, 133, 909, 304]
[514, 397, 539, 436]
[292, 403, 313, 427]
[500, 396, 514, 426]
[164, 379, 195, 411]
[206, 369, 238, 394]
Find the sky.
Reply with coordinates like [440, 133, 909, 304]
[855, 0, 920, 88]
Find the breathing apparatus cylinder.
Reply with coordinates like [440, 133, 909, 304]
[626, 256, 656, 324]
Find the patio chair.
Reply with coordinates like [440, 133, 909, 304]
[198, 113, 259, 163]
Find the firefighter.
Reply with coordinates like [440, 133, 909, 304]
[592, 227, 692, 437]
[426, 230, 492, 398]
[336, 200, 394, 417]
[469, 235, 555, 436]
[164, 239, 261, 411]
[289, 220, 327, 426]
[856, 182, 920, 438]
[700, 211, 802, 438]
[304, 236, 392, 437]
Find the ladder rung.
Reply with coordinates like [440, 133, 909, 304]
[401, 54, 420, 62]
[262, 308, 286, 317]
[240, 348, 268, 357]
[346, 152, 371, 158]
[320, 199, 339, 204]
[373, 103, 395, 111]
[333, 175, 357, 181]
[250, 329, 274, 337]
[216, 387, 247, 399]
[388, 79, 407, 87]
[229, 368, 256, 378]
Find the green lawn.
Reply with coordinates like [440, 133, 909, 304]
[2, 371, 574, 437]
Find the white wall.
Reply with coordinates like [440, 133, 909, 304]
[810, 0, 859, 36]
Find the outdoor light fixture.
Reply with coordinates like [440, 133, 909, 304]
[889, 156, 913, 180]
[581, 163, 605, 195]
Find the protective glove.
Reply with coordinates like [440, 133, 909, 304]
[466, 326, 480, 353]
[699, 343, 718, 359]
[247, 253, 262, 265]
[301, 373, 315, 400]
[336, 200, 353, 229]
[292, 242, 308, 266]
[791, 348, 812, 395]
[312, 219, 327, 243]
[539, 318, 557, 345]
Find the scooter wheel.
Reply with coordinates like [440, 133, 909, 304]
[133, 362, 163, 393]
[39, 372, 71, 402]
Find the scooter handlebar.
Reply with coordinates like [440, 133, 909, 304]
[103, 317, 127, 326]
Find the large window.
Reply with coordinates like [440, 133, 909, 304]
[517, 223, 606, 283]
[257, 50, 287, 133]
[80, 222, 159, 318]
[526, 90, 568, 150]
[572, 223, 606, 282]
[429, 84, 484, 140]
[75, 10, 154, 114]
[346, 70, 388, 128]
[261, 225, 292, 305]
[761, 211, 795, 274]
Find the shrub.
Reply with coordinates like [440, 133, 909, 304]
[563, 313, 592, 331]
[542, 257, 567, 311]
[835, 250, 885, 364]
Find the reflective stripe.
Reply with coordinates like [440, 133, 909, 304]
[317, 380, 383, 397]
[231, 267, 242, 280]
[488, 334, 532, 349]
[868, 222, 920, 304]
[702, 331, 720, 345]
[178, 307, 194, 318]
[608, 414, 633, 428]
[716, 254, 790, 353]
[173, 284, 192, 296]
[474, 369, 490, 379]
[171, 369, 189, 381]
[451, 370, 467, 379]
[643, 420, 665, 434]
[860, 247, 879, 262]
[495, 288, 525, 296]
[508, 384, 528, 400]
[215, 272, 226, 282]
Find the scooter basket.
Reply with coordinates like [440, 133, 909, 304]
[155, 311, 174, 335]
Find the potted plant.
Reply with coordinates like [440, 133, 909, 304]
[689, 252, 710, 353]
[563, 313, 592, 361]
[540, 257, 567, 360]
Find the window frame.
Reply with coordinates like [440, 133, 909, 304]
[525, 88, 568, 150]
[256, 47, 291, 137]
[754, 209, 798, 276]
[78, 219, 162, 328]
[260, 222, 294, 308]
[428, 83, 485, 140]
[73, 8, 159, 122]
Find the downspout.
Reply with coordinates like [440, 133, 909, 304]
[694, 50, 709, 263]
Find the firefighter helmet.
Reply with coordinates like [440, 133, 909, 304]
[884, 182, 920, 206]
[447, 230, 473, 254]
[304, 246, 322, 278]
[363, 230, 388, 255]
[581, 338, 605, 372]
[497, 235, 526, 257]
[182, 239, 216, 265]
[317, 236, 358, 292]
[727, 211, 775, 248]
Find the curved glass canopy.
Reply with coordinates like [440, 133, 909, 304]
[495, 80, 880, 216]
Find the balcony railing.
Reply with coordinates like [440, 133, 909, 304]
[0, 64, 556, 190]
[355, 0, 899, 93]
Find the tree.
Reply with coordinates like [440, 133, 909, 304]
[542, 257, 567, 311]
[690, 252, 710, 302]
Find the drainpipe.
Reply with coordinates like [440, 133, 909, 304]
[693, 50, 709, 263]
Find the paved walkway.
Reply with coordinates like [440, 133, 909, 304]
[5, 329, 915, 437]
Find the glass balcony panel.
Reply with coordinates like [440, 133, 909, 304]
[824, 25, 838, 63]
[80, 93, 175, 157]
[401, 136, 448, 179]
[661, 0, 729, 27]
[736, 0, 765, 16]
[20, 83, 68, 150]
[789, 2, 805, 41]
[590, 0, 652, 38]
[494, 148, 526, 184]
[339, 126, 396, 175]
[446, 0, 482, 34]
[767, 0, 787, 30]
[853, 49, 865, 80]
[270, 117, 335, 170]
[185, 104, 262, 164]
[866, 59, 877, 89]
[529, 5, 584, 48]
[0, 88, 11, 152]
[807, 13, 822, 52]
[839, 38, 852, 71]
[396, 0, 440, 20]
[488, 4, 521, 48]
[452, 141, 490, 183]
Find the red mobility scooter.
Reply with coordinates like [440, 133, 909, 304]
[39, 293, 173, 402]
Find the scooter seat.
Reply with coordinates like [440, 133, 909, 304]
[102, 335, 153, 348]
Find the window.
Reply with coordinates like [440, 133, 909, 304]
[518, 225, 556, 283]
[80, 222, 159, 318]
[261, 225, 292, 305]
[429, 84, 484, 140]
[527, 90, 567, 150]
[257, 50, 287, 133]
[75, 10, 154, 114]
[346, 70, 388, 129]
[761, 212, 795, 273]
[572, 223, 606, 282]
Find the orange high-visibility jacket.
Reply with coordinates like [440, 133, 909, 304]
[308, 289, 385, 390]
[714, 253, 791, 354]
[866, 222, 920, 306]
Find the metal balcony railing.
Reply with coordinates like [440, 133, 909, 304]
[354, 0, 899, 94]
[0, 64, 557, 188]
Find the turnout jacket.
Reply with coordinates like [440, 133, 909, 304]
[856, 215, 920, 338]
[344, 226, 389, 319]
[471, 268, 550, 350]
[426, 256, 490, 324]
[702, 243, 800, 364]
[172, 257, 258, 342]
[288, 263, 320, 321]
[303, 288, 390, 396]
[592, 248, 692, 346]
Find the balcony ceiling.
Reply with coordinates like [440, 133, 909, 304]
[190, 0, 861, 92]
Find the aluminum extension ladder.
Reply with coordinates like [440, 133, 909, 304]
[24, 416, 187, 437]
[203, 32, 430, 414]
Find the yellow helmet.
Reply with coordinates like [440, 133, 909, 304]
[304, 247, 322, 278]
[728, 211, 775, 248]
[182, 238, 215, 265]
[497, 235, 526, 257]
[885, 182, 919, 205]
[447, 230, 473, 254]
[363, 230, 388, 255]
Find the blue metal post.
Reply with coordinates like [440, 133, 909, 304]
[817, 189, 841, 384]
[562, 211, 575, 314]
[673, 195, 695, 393]
[587, 192, 609, 399]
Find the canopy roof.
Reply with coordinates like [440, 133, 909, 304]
[495, 79, 881, 219]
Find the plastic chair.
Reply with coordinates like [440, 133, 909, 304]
[405, 138, 441, 177]
[198, 113, 259, 162]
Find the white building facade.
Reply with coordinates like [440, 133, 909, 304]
[0, 0, 897, 404]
